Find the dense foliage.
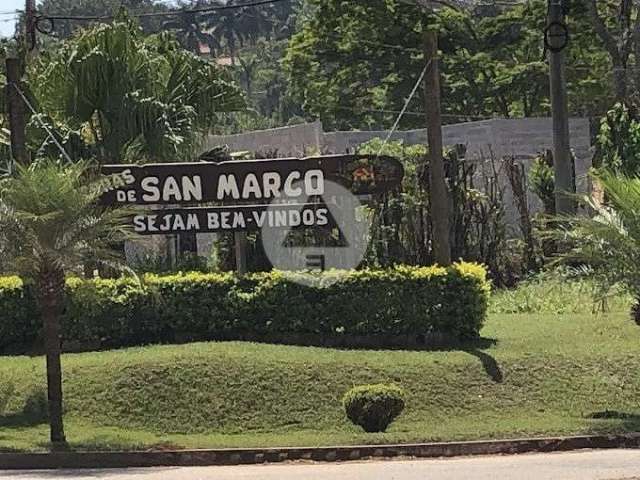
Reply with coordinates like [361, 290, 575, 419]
[284, 0, 612, 130]
[28, 18, 244, 163]
[0, 262, 490, 354]
[0, 161, 134, 277]
[595, 103, 640, 176]
[358, 139, 519, 284]
[343, 384, 406, 433]
[36, 0, 170, 38]
[5, 0, 635, 137]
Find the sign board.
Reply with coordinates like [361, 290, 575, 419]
[101, 154, 403, 235]
[101, 154, 404, 206]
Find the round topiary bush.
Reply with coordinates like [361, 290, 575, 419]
[342, 384, 406, 433]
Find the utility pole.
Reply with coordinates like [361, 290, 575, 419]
[25, 0, 37, 55]
[547, 0, 575, 214]
[423, 29, 451, 266]
[4, 0, 37, 167]
[5, 58, 29, 165]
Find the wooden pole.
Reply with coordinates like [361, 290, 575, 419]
[5, 58, 29, 165]
[423, 30, 451, 266]
[25, 0, 37, 55]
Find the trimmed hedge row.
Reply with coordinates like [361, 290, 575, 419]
[0, 263, 490, 353]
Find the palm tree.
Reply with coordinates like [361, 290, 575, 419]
[0, 160, 136, 446]
[163, 11, 219, 55]
[557, 169, 640, 321]
[29, 18, 244, 163]
[203, 0, 253, 64]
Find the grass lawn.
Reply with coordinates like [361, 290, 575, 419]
[0, 282, 639, 452]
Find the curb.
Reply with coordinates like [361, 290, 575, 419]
[1, 434, 640, 470]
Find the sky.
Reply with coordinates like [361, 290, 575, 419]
[0, 0, 25, 38]
[0, 0, 187, 38]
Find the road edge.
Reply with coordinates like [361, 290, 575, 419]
[1, 433, 639, 470]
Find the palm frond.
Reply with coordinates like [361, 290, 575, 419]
[0, 161, 139, 280]
[554, 169, 640, 297]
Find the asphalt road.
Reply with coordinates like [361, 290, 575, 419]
[1, 449, 639, 480]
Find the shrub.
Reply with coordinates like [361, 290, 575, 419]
[529, 151, 556, 215]
[343, 384, 406, 433]
[0, 262, 490, 353]
[0, 277, 39, 352]
[22, 387, 49, 423]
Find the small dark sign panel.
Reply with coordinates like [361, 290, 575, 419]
[101, 154, 404, 206]
[132, 203, 334, 235]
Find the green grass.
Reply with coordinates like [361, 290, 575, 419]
[489, 273, 632, 314]
[1, 278, 640, 452]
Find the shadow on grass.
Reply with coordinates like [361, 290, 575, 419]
[0, 412, 46, 428]
[223, 333, 499, 353]
[465, 349, 503, 383]
[585, 410, 640, 435]
[432, 337, 503, 384]
[244, 335, 505, 384]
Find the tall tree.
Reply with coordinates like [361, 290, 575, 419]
[284, 0, 429, 130]
[37, 0, 169, 38]
[203, 0, 252, 63]
[0, 161, 137, 446]
[28, 18, 244, 163]
[163, 11, 218, 55]
[586, 0, 638, 101]
[284, 0, 615, 130]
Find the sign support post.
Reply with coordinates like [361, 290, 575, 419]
[234, 232, 249, 276]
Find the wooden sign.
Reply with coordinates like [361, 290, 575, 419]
[101, 154, 404, 206]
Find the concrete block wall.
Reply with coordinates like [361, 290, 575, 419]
[205, 117, 591, 174]
[204, 121, 323, 158]
[197, 117, 594, 249]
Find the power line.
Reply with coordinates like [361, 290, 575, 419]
[41, 0, 290, 21]
[376, 59, 431, 157]
[10, 83, 73, 163]
[331, 105, 492, 119]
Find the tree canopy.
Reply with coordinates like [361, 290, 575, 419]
[28, 18, 245, 163]
[283, 0, 616, 130]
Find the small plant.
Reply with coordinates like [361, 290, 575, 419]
[529, 151, 556, 216]
[342, 384, 405, 433]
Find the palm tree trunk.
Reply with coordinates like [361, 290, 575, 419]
[38, 266, 67, 446]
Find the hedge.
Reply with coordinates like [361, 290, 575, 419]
[0, 262, 490, 353]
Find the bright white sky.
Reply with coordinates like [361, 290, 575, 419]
[0, 0, 26, 38]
